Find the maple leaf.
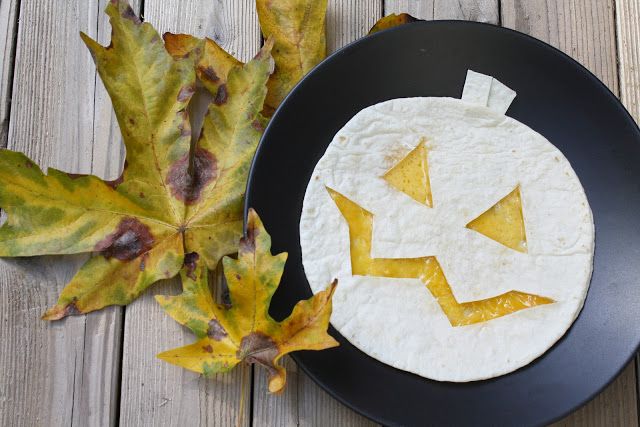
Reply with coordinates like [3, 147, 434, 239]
[256, 0, 328, 115]
[369, 13, 420, 34]
[0, 0, 274, 320]
[164, 33, 242, 99]
[156, 209, 338, 393]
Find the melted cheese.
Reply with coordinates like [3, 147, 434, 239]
[327, 187, 553, 327]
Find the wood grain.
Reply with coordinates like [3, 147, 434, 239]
[0, 0, 19, 146]
[553, 362, 639, 426]
[385, 0, 499, 23]
[616, 0, 640, 122]
[326, 0, 383, 52]
[252, 357, 299, 427]
[0, 0, 141, 425]
[117, 2, 259, 426]
[501, 0, 619, 91]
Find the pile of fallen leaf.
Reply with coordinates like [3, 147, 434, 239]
[0, 0, 413, 392]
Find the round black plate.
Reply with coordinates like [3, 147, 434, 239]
[245, 21, 640, 426]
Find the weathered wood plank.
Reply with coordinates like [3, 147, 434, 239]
[326, 0, 383, 52]
[385, 0, 498, 23]
[118, 2, 260, 426]
[501, 0, 619, 91]
[0, 0, 19, 146]
[615, 0, 640, 414]
[0, 0, 139, 426]
[616, 0, 640, 122]
[553, 362, 638, 426]
[252, 357, 299, 427]
[252, 2, 382, 426]
[503, 1, 638, 425]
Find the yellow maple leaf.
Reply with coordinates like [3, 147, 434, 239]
[164, 33, 243, 98]
[156, 209, 338, 393]
[369, 13, 420, 35]
[0, 0, 274, 320]
[256, 0, 328, 115]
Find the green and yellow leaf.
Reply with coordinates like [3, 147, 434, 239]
[369, 13, 420, 34]
[0, 0, 274, 320]
[157, 209, 338, 393]
[256, 0, 328, 115]
[164, 33, 242, 96]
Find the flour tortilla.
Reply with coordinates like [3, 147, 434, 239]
[299, 75, 594, 382]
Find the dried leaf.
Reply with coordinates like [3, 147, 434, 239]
[256, 0, 328, 115]
[369, 13, 420, 34]
[164, 33, 242, 97]
[0, 0, 274, 320]
[156, 209, 338, 393]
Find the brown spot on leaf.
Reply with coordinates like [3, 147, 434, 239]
[106, 174, 124, 189]
[183, 252, 200, 280]
[139, 252, 149, 271]
[167, 148, 217, 205]
[177, 118, 191, 137]
[214, 84, 228, 105]
[66, 173, 87, 180]
[251, 119, 265, 133]
[237, 332, 278, 373]
[177, 85, 195, 102]
[95, 217, 154, 261]
[64, 300, 82, 317]
[239, 220, 258, 253]
[202, 344, 214, 353]
[139, 192, 145, 198]
[207, 319, 227, 341]
[25, 161, 33, 169]
[199, 66, 220, 82]
[121, 5, 141, 24]
[104, 161, 127, 189]
[129, 118, 135, 125]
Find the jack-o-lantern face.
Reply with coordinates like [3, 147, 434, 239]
[300, 72, 594, 381]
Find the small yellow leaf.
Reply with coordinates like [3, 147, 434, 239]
[157, 209, 338, 393]
[164, 33, 242, 96]
[256, 0, 328, 115]
[369, 13, 420, 35]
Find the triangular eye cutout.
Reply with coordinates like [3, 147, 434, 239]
[383, 139, 433, 207]
[466, 186, 528, 253]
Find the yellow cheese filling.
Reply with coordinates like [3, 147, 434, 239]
[466, 186, 528, 253]
[327, 187, 553, 327]
[383, 139, 433, 207]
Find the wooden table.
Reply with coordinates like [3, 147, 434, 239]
[1, 1, 638, 425]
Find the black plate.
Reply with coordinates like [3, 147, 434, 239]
[245, 21, 640, 426]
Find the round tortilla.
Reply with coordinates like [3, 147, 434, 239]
[299, 96, 594, 382]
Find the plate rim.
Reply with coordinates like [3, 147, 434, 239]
[244, 19, 640, 426]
